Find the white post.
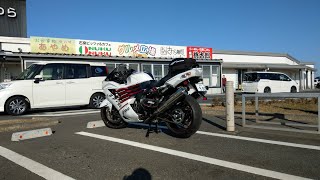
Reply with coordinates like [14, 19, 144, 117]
[226, 81, 235, 131]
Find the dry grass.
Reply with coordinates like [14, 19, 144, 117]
[206, 97, 318, 116]
[0, 117, 60, 133]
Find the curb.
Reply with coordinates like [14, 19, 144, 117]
[11, 128, 53, 141]
[86, 120, 105, 128]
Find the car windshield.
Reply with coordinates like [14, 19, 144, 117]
[15, 64, 43, 80]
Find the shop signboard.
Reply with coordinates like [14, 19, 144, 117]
[187, 46, 212, 60]
[30, 36, 76, 54]
[113, 42, 186, 58]
[76, 40, 112, 56]
[31, 36, 214, 60]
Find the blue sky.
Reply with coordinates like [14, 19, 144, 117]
[27, 0, 320, 72]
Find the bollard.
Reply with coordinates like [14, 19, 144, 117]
[226, 81, 235, 131]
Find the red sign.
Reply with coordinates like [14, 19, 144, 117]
[187, 46, 212, 60]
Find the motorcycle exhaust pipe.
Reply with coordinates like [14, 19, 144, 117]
[145, 87, 187, 123]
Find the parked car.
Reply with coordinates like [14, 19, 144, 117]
[0, 61, 107, 115]
[242, 72, 298, 93]
[314, 77, 320, 88]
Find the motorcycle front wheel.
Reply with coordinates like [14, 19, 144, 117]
[101, 106, 127, 129]
[165, 95, 202, 138]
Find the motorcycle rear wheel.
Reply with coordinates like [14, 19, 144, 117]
[165, 95, 202, 138]
[101, 107, 127, 129]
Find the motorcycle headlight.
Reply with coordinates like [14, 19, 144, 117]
[0, 83, 12, 90]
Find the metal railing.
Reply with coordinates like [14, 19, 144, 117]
[242, 93, 320, 134]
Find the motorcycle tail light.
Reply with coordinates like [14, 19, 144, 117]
[203, 97, 207, 100]
[183, 80, 189, 86]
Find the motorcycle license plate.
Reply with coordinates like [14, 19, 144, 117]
[195, 84, 207, 92]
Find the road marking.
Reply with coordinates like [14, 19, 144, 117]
[24, 110, 99, 117]
[0, 146, 75, 180]
[75, 131, 311, 180]
[87, 120, 320, 151]
[196, 131, 320, 151]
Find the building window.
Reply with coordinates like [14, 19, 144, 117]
[164, 65, 169, 76]
[142, 64, 152, 74]
[153, 64, 163, 80]
[128, 63, 139, 71]
[202, 65, 211, 86]
[212, 66, 220, 87]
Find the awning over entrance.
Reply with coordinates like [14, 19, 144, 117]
[222, 63, 315, 71]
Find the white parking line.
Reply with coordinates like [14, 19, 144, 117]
[75, 131, 311, 180]
[196, 131, 320, 151]
[88, 120, 320, 151]
[24, 110, 99, 117]
[0, 146, 75, 180]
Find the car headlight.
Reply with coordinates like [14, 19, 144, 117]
[0, 83, 12, 90]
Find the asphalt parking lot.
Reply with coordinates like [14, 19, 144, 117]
[0, 108, 320, 180]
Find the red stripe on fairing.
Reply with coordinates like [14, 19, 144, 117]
[119, 90, 143, 103]
[116, 84, 140, 92]
[115, 84, 143, 103]
[117, 87, 141, 95]
[119, 103, 128, 110]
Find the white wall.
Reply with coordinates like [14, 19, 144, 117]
[222, 68, 238, 89]
[214, 54, 298, 65]
[0, 36, 30, 52]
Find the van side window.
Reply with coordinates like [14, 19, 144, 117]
[66, 64, 89, 79]
[270, 73, 280, 80]
[40, 64, 64, 80]
[280, 74, 291, 81]
[259, 73, 270, 80]
[91, 66, 107, 77]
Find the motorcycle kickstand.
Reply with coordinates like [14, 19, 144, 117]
[146, 123, 152, 137]
[155, 123, 161, 134]
[145, 123, 161, 137]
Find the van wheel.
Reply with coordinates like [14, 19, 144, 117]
[5, 96, 29, 116]
[89, 93, 105, 109]
[264, 87, 271, 93]
[290, 86, 297, 93]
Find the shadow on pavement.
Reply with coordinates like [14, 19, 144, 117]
[202, 118, 226, 130]
[123, 168, 152, 180]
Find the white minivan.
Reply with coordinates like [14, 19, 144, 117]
[0, 61, 107, 115]
[242, 72, 298, 93]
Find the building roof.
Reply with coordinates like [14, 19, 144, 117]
[213, 49, 301, 64]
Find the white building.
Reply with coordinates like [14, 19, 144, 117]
[0, 36, 316, 94]
[214, 50, 315, 91]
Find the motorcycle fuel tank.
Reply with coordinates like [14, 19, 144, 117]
[126, 72, 154, 85]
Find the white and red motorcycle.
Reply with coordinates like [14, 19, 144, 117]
[100, 58, 207, 138]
